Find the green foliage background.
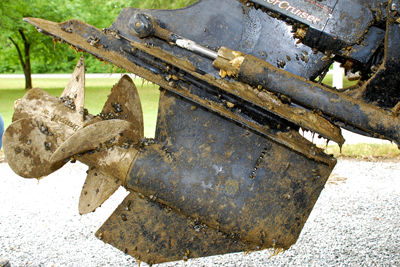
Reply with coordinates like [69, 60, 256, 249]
[0, 0, 197, 74]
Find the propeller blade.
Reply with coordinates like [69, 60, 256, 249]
[50, 119, 140, 163]
[2, 118, 66, 178]
[3, 58, 89, 179]
[60, 55, 86, 116]
[100, 75, 144, 137]
[79, 168, 121, 215]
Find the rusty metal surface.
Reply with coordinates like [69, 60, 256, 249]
[100, 75, 144, 138]
[2, 118, 66, 178]
[356, 9, 400, 109]
[3, 86, 83, 178]
[60, 55, 86, 114]
[115, 1, 332, 78]
[3, 57, 143, 181]
[79, 168, 122, 215]
[237, 54, 400, 146]
[23, 17, 338, 164]
[126, 91, 336, 249]
[3, 57, 90, 178]
[213, 47, 344, 145]
[13, 1, 400, 265]
[3, 58, 83, 178]
[77, 146, 138, 186]
[12, 88, 83, 134]
[22, 2, 400, 265]
[165, 82, 334, 164]
[3, 59, 142, 218]
[50, 120, 139, 163]
[12, 58, 88, 129]
[96, 191, 262, 265]
[71, 73, 144, 186]
[18, 14, 339, 266]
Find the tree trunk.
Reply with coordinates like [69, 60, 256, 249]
[23, 51, 32, 90]
[9, 29, 32, 90]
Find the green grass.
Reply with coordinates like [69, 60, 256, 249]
[323, 143, 400, 159]
[0, 77, 160, 138]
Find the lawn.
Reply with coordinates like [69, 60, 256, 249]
[0, 77, 160, 138]
[323, 143, 400, 159]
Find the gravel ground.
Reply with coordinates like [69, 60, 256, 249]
[0, 159, 399, 267]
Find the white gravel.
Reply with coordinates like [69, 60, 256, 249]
[0, 159, 399, 267]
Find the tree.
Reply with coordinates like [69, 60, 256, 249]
[8, 30, 32, 89]
[0, 0, 84, 89]
[1, 0, 31, 89]
[0, 0, 199, 88]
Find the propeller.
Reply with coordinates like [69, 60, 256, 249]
[3, 56, 144, 213]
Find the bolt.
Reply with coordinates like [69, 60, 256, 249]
[131, 13, 154, 38]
